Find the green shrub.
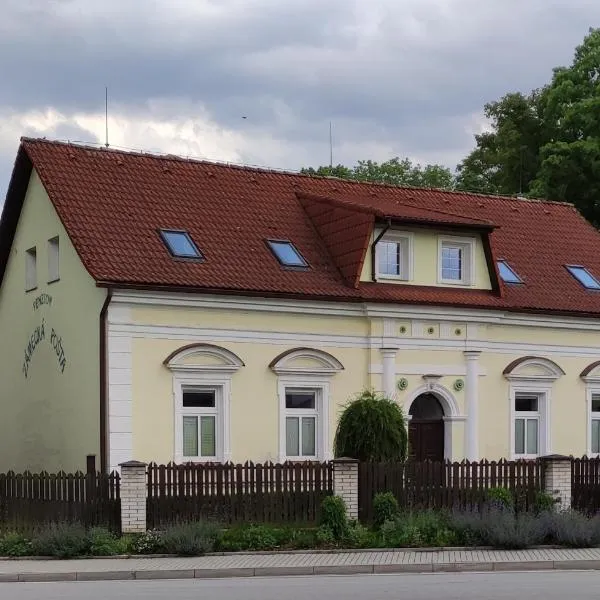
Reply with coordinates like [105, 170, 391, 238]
[320, 495, 348, 540]
[315, 525, 335, 546]
[450, 512, 484, 546]
[534, 491, 557, 514]
[546, 511, 600, 548]
[485, 487, 514, 510]
[87, 527, 123, 556]
[131, 529, 163, 554]
[381, 511, 455, 548]
[334, 389, 408, 461]
[373, 492, 399, 529]
[219, 524, 279, 551]
[0, 532, 33, 557]
[161, 521, 220, 556]
[31, 523, 89, 558]
[343, 520, 378, 548]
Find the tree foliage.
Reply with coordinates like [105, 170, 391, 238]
[333, 389, 408, 462]
[302, 157, 455, 189]
[457, 27, 600, 226]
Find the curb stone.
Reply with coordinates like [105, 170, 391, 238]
[4, 560, 600, 583]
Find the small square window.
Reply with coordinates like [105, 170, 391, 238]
[442, 246, 462, 280]
[376, 233, 411, 280]
[267, 240, 308, 267]
[285, 391, 316, 410]
[183, 390, 216, 408]
[497, 260, 522, 284]
[159, 229, 203, 259]
[566, 265, 600, 290]
[25, 247, 37, 291]
[515, 394, 538, 412]
[48, 237, 59, 282]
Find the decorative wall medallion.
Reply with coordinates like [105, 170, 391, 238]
[427, 327, 435, 335]
[399, 325, 407, 334]
[455, 328, 462, 336]
[397, 378, 408, 391]
[453, 379, 464, 391]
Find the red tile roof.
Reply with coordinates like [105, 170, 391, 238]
[3, 137, 600, 317]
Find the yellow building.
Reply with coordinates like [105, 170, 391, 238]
[2, 138, 600, 473]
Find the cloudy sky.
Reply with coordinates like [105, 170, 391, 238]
[1, 0, 599, 200]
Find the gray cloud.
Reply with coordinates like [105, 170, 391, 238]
[2, 0, 600, 202]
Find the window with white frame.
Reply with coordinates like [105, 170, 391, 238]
[514, 393, 540, 457]
[48, 237, 59, 283]
[438, 237, 474, 285]
[25, 247, 37, 291]
[180, 386, 220, 460]
[591, 393, 600, 455]
[285, 388, 319, 459]
[375, 232, 412, 280]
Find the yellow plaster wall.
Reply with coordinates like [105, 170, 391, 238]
[131, 336, 369, 464]
[360, 227, 492, 289]
[0, 171, 106, 472]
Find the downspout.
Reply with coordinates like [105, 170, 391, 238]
[370, 218, 392, 281]
[99, 288, 113, 473]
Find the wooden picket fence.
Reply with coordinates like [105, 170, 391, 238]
[146, 461, 333, 528]
[571, 456, 600, 514]
[359, 459, 545, 522]
[0, 457, 121, 533]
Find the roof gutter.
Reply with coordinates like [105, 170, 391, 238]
[371, 218, 392, 282]
[99, 287, 113, 473]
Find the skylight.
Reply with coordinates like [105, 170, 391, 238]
[497, 260, 522, 284]
[159, 229, 203, 259]
[566, 265, 600, 290]
[267, 240, 308, 267]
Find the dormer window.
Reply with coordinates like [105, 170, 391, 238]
[375, 232, 412, 280]
[438, 236, 474, 286]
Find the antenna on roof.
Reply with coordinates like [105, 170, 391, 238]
[329, 121, 333, 167]
[105, 86, 109, 148]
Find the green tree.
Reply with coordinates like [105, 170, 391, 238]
[333, 389, 408, 462]
[301, 157, 455, 189]
[455, 91, 546, 195]
[530, 28, 600, 226]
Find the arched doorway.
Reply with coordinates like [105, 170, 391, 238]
[408, 393, 445, 461]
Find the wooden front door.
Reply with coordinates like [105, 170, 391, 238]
[409, 420, 444, 462]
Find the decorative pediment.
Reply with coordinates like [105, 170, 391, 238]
[163, 343, 244, 373]
[503, 356, 565, 381]
[269, 347, 344, 376]
[580, 360, 600, 383]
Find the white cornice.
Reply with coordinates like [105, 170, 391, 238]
[110, 289, 600, 332]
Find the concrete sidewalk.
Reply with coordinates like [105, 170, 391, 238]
[2, 547, 600, 582]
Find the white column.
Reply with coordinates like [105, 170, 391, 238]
[380, 348, 398, 398]
[464, 350, 481, 460]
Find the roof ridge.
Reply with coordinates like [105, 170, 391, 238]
[20, 137, 571, 208]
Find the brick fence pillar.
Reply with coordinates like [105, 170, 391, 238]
[541, 454, 572, 511]
[332, 458, 359, 520]
[119, 460, 147, 533]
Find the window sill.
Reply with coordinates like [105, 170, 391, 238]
[25, 285, 37, 293]
[376, 274, 410, 282]
[439, 279, 472, 287]
[47, 277, 60, 285]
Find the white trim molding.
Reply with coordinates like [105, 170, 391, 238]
[464, 350, 481, 460]
[165, 343, 244, 463]
[374, 230, 414, 281]
[277, 375, 331, 463]
[269, 347, 344, 376]
[270, 348, 343, 462]
[503, 356, 565, 382]
[164, 343, 245, 374]
[380, 347, 398, 399]
[437, 235, 476, 287]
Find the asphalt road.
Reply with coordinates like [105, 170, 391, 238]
[2, 571, 600, 600]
